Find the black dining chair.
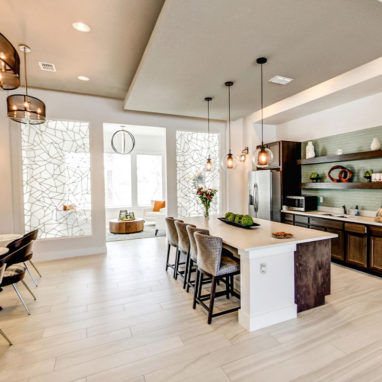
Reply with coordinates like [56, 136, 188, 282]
[0, 263, 12, 345]
[0, 239, 37, 315]
[22, 229, 41, 284]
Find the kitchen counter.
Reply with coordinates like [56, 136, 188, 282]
[281, 209, 382, 227]
[182, 216, 336, 332]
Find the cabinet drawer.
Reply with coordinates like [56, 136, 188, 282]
[369, 226, 382, 237]
[283, 213, 294, 223]
[345, 223, 367, 234]
[310, 225, 326, 232]
[309, 217, 343, 230]
[295, 215, 309, 224]
[295, 223, 309, 228]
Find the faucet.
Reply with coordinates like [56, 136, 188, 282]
[342, 205, 347, 215]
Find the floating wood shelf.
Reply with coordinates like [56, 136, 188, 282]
[301, 182, 382, 190]
[298, 150, 382, 165]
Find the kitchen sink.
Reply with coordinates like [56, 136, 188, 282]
[317, 213, 350, 218]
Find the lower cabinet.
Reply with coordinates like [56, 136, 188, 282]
[369, 226, 382, 272]
[327, 228, 345, 261]
[346, 232, 367, 268]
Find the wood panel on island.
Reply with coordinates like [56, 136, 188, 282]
[281, 213, 382, 276]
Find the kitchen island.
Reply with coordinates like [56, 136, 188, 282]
[183, 216, 337, 332]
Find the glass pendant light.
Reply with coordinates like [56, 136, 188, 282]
[7, 44, 46, 125]
[254, 57, 273, 168]
[225, 81, 237, 170]
[239, 146, 249, 162]
[0, 33, 20, 90]
[204, 97, 213, 171]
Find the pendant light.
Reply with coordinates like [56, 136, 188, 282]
[239, 146, 249, 162]
[0, 34, 20, 90]
[7, 44, 46, 125]
[204, 97, 213, 171]
[225, 81, 236, 169]
[254, 57, 273, 168]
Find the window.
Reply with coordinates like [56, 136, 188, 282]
[137, 154, 163, 206]
[104, 154, 132, 207]
[176, 131, 220, 217]
[21, 120, 91, 238]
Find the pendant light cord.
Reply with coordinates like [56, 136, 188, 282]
[207, 99, 210, 155]
[260, 62, 264, 146]
[228, 85, 231, 152]
[24, 49, 28, 97]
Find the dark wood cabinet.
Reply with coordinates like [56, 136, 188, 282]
[369, 226, 382, 272]
[327, 228, 345, 261]
[345, 223, 367, 268]
[346, 232, 367, 268]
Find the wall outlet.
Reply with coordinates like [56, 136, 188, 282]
[319, 196, 324, 203]
[260, 263, 267, 274]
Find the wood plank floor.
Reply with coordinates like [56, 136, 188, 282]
[1, 237, 382, 381]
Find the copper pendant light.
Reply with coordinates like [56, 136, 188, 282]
[7, 44, 46, 125]
[204, 96, 213, 171]
[254, 57, 273, 168]
[0, 33, 20, 90]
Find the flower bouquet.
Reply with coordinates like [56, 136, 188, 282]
[196, 187, 217, 217]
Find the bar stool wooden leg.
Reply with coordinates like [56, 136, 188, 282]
[226, 275, 230, 299]
[183, 252, 190, 289]
[208, 277, 217, 324]
[174, 249, 180, 279]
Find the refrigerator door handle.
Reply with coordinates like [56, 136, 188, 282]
[253, 183, 259, 213]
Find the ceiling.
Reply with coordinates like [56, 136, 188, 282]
[0, 0, 164, 99]
[124, 0, 382, 120]
[1, 0, 381, 120]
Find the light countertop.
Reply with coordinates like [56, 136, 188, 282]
[281, 210, 382, 227]
[181, 216, 336, 251]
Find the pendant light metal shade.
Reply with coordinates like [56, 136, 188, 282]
[254, 57, 273, 168]
[7, 94, 46, 124]
[0, 33, 20, 90]
[7, 44, 46, 125]
[204, 96, 213, 171]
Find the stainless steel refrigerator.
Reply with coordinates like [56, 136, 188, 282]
[248, 170, 281, 222]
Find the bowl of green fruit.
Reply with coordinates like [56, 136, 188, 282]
[310, 172, 320, 183]
[219, 212, 260, 229]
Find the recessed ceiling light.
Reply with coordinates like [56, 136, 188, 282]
[72, 22, 91, 32]
[78, 75, 90, 81]
[268, 75, 294, 85]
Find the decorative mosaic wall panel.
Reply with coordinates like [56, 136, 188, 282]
[21, 120, 92, 238]
[176, 131, 220, 217]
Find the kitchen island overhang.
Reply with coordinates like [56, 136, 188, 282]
[182, 216, 337, 332]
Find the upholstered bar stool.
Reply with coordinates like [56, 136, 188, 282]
[193, 232, 240, 324]
[185, 226, 209, 292]
[174, 221, 196, 288]
[164, 217, 183, 278]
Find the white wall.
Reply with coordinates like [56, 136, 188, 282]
[0, 88, 227, 260]
[277, 92, 382, 142]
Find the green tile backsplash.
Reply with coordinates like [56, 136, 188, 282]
[301, 126, 382, 211]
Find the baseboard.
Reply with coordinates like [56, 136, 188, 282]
[239, 304, 297, 332]
[35, 246, 107, 262]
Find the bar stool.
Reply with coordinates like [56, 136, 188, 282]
[185, 225, 209, 292]
[174, 221, 196, 288]
[193, 232, 240, 324]
[164, 217, 183, 278]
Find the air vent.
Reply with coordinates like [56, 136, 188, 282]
[39, 62, 56, 72]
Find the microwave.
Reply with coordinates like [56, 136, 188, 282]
[285, 196, 318, 211]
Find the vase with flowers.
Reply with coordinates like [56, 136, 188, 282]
[196, 187, 217, 218]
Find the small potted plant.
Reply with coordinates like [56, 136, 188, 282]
[310, 172, 320, 183]
[364, 169, 373, 182]
[196, 187, 217, 217]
